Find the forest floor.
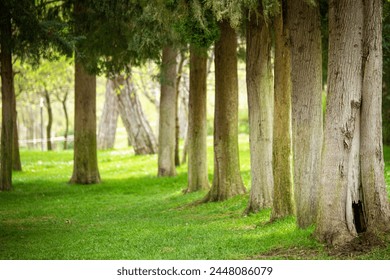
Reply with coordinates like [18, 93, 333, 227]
[0, 136, 389, 260]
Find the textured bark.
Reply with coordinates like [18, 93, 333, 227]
[271, 2, 295, 221]
[245, 11, 274, 213]
[175, 53, 186, 167]
[115, 75, 157, 155]
[44, 90, 53, 151]
[12, 86, 22, 171]
[184, 46, 209, 193]
[288, 0, 323, 228]
[315, 0, 364, 245]
[98, 79, 119, 150]
[158, 46, 177, 176]
[70, 61, 101, 184]
[203, 21, 246, 202]
[0, 2, 14, 191]
[360, 0, 390, 233]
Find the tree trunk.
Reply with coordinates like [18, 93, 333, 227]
[12, 85, 22, 171]
[360, 0, 390, 233]
[315, 0, 364, 245]
[287, 0, 323, 228]
[203, 20, 246, 202]
[158, 46, 177, 176]
[62, 93, 69, 150]
[115, 74, 157, 155]
[184, 46, 209, 193]
[271, 2, 295, 220]
[0, 2, 14, 191]
[44, 90, 53, 151]
[98, 79, 119, 150]
[175, 53, 186, 167]
[69, 61, 101, 184]
[245, 9, 274, 213]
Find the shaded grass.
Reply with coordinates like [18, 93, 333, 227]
[0, 138, 389, 260]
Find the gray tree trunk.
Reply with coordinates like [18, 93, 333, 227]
[245, 9, 274, 213]
[115, 75, 157, 155]
[288, 0, 323, 228]
[70, 61, 101, 184]
[360, 0, 390, 233]
[203, 21, 246, 202]
[98, 79, 119, 150]
[0, 2, 14, 191]
[315, 0, 364, 245]
[158, 46, 177, 176]
[271, 1, 295, 221]
[184, 46, 209, 193]
[44, 89, 53, 151]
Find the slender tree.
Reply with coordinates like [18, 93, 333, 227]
[245, 5, 274, 213]
[288, 0, 323, 228]
[271, 1, 295, 220]
[203, 20, 246, 202]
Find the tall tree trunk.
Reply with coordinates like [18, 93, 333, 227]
[184, 46, 209, 193]
[203, 21, 246, 202]
[12, 85, 22, 171]
[245, 9, 274, 213]
[44, 90, 53, 151]
[98, 79, 119, 150]
[0, 2, 14, 191]
[315, 0, 364, 245]
[115, 74, 157, 155]
[287, 0, 323, 228]
[360, 0, 390, 233]
[158, 46, 177, 176]
[62, 93, 69, 150]
[175, 53, 186, 167]
[271, 2, 295, 220]
[69, 61, 101, 184]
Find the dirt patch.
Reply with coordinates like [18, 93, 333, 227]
[326, 232, 388, 259]
[250, 246, 323, 260]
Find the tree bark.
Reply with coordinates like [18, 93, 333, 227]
[203, 20, 246, 202]
[271, 2, 295, 221]
[287, 0, 323, 228]
[98, 79, 119, 150]
[115, 74, 157, 155]
[69, 61, 101, 184]
[175, 53, 186, 167]
[44, 89, 53, 151]
[360, 0, 390, 233]
[245, 9, 274, 213]
[61, 92, 69, 150]
[12, 84, 22, 171]
[158, 46, 177, 176]
[315, 0, 364, 245]
[0, 2, 14, 191]
[184, 46, 209, 193]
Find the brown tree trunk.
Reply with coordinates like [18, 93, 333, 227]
[203, 21, 246, 202]
[245, 9, 274, 213]
[12, 84, 22, 171]
[98, 79, 119, 150]
[288, 0, 323, 228]
[61, 93, 69, 150]
[271, 2, 295, 221]
[158, 46, 177, 176]
[44, 90, 53, 151]
[0, 2, 14, 191]
[175, 53, 186, 167]
[69, 61, 101, 184]
[315, 0, 364, 245]
[115, 74, 157, 155]
[360, 0, 390, 233]
[184, 46, 209, 193]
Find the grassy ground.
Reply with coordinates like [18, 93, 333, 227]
[1, 136, 390, 260]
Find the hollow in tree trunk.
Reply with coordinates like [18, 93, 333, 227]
[203, 21, 246, 202]
[69, 61, 101, 184]
[98, 79, 119, 150]
[271, 1, 295, 221]
[245, 8, 274, 213]
[184, 46, 209, 193]
[158, 46, 177, 176]
[0, 2, 14, 191]
[287, 0, 323, 228]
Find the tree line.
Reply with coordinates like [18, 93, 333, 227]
[1, 0, 390, 247]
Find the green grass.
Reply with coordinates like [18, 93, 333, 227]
[1, 137, 390, 260]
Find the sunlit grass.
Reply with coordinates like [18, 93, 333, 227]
[0, 138, 389, 260]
